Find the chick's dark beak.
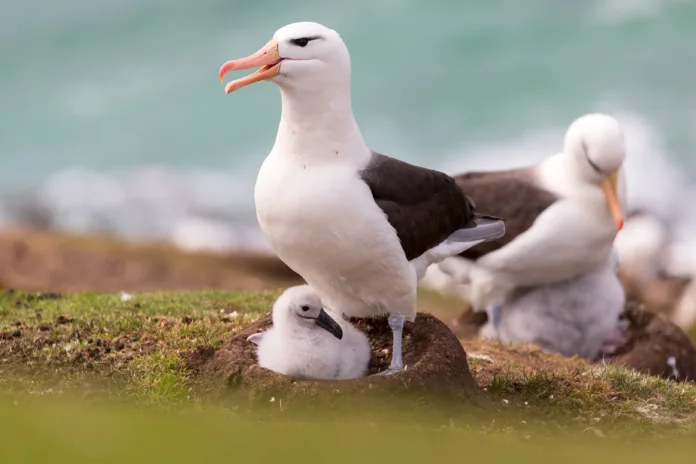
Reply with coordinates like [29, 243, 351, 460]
[315, 309, 343, 340]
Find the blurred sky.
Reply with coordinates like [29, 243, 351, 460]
[1, 0, 695, 246]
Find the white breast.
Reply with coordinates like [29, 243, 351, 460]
[254, 153, 416, 318]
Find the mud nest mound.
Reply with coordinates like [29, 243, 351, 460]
[187, 312, 476, 408]
[449, 309, 487, 340]
[610, 302, 696, 382]
[448, 302, 696, 382]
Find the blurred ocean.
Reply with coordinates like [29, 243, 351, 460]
[1, 0, 695, 252]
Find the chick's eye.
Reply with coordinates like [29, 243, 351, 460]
[291, 37, 310, 47]
[301, 305, 310, 312]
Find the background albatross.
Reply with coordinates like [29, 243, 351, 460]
[218, 21, 505, 374]
[439, 113, 627, 315]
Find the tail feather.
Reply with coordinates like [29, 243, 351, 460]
[465, 194, 509, 222]
[474, 212, 509, 222]
[447, 217, 506, 243]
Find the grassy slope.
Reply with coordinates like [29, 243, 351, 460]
[2, 288, 696, 442]
[0, 289, 278, 405]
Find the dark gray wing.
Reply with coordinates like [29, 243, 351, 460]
[359, 152, 478, 261]
[453, 167, 559, 261]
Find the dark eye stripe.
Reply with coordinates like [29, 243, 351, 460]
[582, 141, 604, 174]
[289, 36, 321, 47]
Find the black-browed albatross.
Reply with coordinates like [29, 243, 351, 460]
[218, 21, 505, 374]
[437, 113, 627, 318]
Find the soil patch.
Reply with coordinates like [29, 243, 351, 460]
[449, 307, 486, 340]
[610, 302, 696, 382]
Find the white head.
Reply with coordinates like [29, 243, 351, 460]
[563, 113, 626, 230]
[219, 22, 351, 95]
[271, 285, 343, 340]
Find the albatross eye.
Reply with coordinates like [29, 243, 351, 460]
[300, 305, 310, 312]
[289, 36, 321, 47]
[582, 141, 604, 174]
[290, 37, 311, 47]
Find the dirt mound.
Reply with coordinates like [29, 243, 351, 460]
[449, 302, 696, 382]
[610, 302, 696, 382]
[449, 309, 486, 340]
[187, 312, 476, 408]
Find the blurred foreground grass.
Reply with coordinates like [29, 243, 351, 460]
[2, 393, 696, 463]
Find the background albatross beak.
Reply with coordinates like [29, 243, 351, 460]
[601, 172, 624, 231]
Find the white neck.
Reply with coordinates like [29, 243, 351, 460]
[538, 152, 593, 196]
[270, 84, 371, 165]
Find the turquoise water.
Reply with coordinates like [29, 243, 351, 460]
[2, 0, 695, 248]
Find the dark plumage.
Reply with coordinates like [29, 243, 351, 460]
[453, 167, 558, 261]
[360, 153, 478, 261]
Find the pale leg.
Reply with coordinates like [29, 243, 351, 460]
[375, 314, 406, 376]
[487, 304, 501, 336]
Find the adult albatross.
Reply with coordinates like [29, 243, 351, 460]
[438, 113, 627, 315]
[218, 21, 505, 374]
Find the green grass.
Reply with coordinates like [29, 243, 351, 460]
[481, 366, 696, 431]
[2, 288, 696, 451]
[0, 289, 280, 405]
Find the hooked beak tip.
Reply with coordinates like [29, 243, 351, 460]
[315, 308, 344, 340]
[217, 38, 280, 95]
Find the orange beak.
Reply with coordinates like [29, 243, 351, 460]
[600, 171, 624, 231]
[218, 38, 281, 94]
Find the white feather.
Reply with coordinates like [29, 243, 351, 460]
[480, 250, 625, 360]
[255, 285, 371, 380]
